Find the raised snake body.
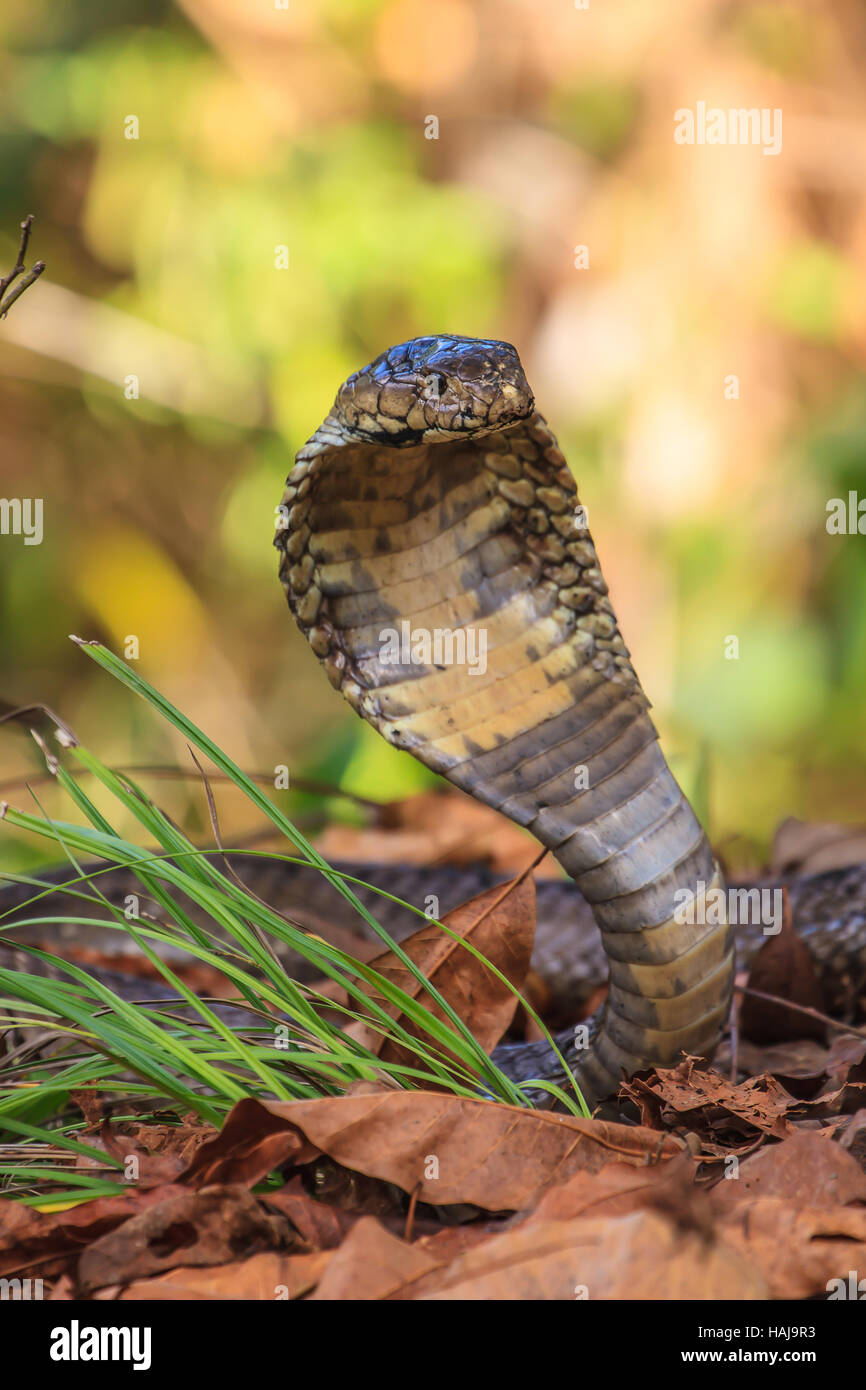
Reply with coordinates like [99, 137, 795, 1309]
[275, 336, 736, 1107]
[2, 338, 863, 1108]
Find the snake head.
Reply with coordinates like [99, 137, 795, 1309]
[333, 335, 534, 445]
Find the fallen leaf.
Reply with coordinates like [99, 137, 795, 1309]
[179, 1101, 318, 1188]
[820, 1034, 866, 1090]
[622, 1058, 800, 1140]
[117, 1250, 332, 1300]
[76, 1185, 295, 1295]
[316, 790, 563, 877]
[94, 1118, 210, 1185]
[414, 1209, 767, 1300]
[309, 1216, 441, 1300]
[718, 1036, 837, 1097]
[740, 889, 826, 1043]
[0, 1184, 188, 1280]
[70, 1089, 105, 1127]
[215, 1093, 682, 1212]
[413, 1224, 500, 1263]
[348, 875, 536, 1063]
[522, 1150, 707, 1230]
[47, 1274, 75, 1301]
[839, 1109, 866, 1170]
[710, 1131, 866, 1208]
[717, 1198, 866, 1299]
[771, 817, 866, 876]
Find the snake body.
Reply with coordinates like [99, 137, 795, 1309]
[275, 336, 736, 1107]
[4, 339, 862, 1108]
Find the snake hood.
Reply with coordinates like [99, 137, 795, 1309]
[330, 335, 535, 446]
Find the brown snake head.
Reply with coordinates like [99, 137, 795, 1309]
[331, 335, 535, 445]
[276, 335, 734, 1109]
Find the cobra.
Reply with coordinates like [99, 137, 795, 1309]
[275, 334, 736, 1108]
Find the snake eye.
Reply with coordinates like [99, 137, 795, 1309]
[427, 373, 448, 399]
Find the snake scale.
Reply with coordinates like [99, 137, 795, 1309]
[3, 337, 865, 1106]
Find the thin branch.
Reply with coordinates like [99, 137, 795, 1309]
[0, 263, 47, 318]
[0, 759, 379, 808]
[735, 983, 866, 1042]
[0, 214, 34, 296]
[0, 215, 46, 319]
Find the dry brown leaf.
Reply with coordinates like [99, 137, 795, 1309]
[0, 1183, 188, 1280]
[309, 1216, 441, 1300]
[92, 1118, 210, 1185]
[721, 1034, 866, 1107]
[76, 1185, 294, 1295]
[717, 1198, 866, 1299]
[413, 1224, 501, 1263]
[220, 1093, 682, 1212]
[316, 789, 562, 877]
[839, 1109, 866, 1170]
[117, 1250, 332, 1301]
[710, 1131, 866, 1208]
[525, 1162, 675, 1224]
[820, 1035, 866, 1090]
[70, 1089, 106, 1127]
[771, 817, 866, 876]
[179, 1101, 318, 1188]
[623, 1058, 800, 1139]
[413, 1209, 767, 1300]
[522, 1150, 705, 1228]
[348, 875, 536, 1062]
[47, 1274, 75, 1301]
[740, 891, 826, 1044]
[719, 1036, 837, 1097]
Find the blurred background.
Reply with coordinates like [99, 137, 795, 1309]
[1, 0, 865, 875]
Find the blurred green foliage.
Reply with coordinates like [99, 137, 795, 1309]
[0, 0, 864, 875]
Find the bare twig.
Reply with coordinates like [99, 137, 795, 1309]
[0, 759, 379, 809]
[404, 1181, 422, 1242]
[727, 986, 740, 1084]
[0, 215, 46, 319]
[735, 983, 866, 1042]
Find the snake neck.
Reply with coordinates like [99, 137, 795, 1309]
[276, 407, 735, 1109]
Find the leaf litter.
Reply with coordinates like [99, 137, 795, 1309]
[3, 798, 866, 1300]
